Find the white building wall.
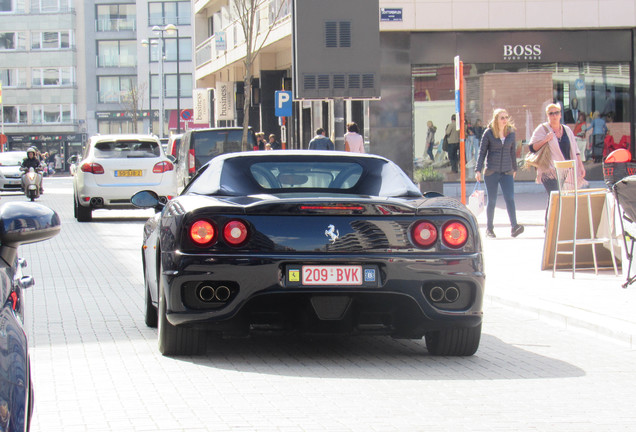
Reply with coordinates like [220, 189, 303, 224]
[379, 0, 636, 31]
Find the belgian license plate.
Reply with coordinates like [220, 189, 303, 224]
[115, 170, 142, 177]
[301, 265, 363, 286]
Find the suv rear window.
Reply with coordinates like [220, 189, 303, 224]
[193, 130, 247, 166]
[94, 140, 160, 158]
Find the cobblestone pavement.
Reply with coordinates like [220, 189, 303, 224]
[7, 178, 636, 431]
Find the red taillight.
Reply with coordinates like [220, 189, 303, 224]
[190, 220, 216, 246]
[10, 292, 18, 311]
[188, 149, 196, 174]
[81, 162, 104, 174]
[442, 221, 469, 248]
[223, 220, 249, 246]
[153, 161, 174, 173]
[412, 221, 438, 248]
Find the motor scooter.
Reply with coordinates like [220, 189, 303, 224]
[21, 167, 43, 201]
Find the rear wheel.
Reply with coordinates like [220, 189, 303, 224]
[75, 195, 92, 222]
[425, 324, 481, 356]
[157, 268, 205, 356]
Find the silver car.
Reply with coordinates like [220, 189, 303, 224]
[0, 151, 27, 191]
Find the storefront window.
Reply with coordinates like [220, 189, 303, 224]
[413, 61, 631, 182]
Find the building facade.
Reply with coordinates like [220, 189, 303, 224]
[0, 0, 197, 171]
[196, 0, 636, 181]
[0, 0, 82, 164]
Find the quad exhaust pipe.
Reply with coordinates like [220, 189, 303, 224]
[196, 284, 232, 303]
[428, 285, 460, 303]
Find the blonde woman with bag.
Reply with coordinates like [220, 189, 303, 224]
[475, 108, 524, 239]
[529, 104, 586, 191]
[528, 103, 587, 224]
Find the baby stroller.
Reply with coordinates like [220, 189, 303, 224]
[606, 149, 636, 288]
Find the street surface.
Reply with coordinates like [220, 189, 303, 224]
[7, 177, 636, 431]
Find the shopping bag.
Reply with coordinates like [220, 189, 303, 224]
[468, 182, 485, 216]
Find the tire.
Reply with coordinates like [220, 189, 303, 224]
[144, 262, 158, 328]
[157, 268, 205, 356]
[425, 323, 482, 356]
[76, 197, 92, 222]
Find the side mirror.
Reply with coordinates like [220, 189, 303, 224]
[0, 202, 61, 265]
[131, 190, 164, 212]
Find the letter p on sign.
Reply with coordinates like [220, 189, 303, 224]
[275, 91, 292, 117]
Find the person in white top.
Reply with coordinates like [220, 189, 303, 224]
[344, 122, 365, 153]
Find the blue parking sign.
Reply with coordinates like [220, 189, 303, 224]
[275, 91, 292, 117]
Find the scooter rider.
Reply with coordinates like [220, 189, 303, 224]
[21, 147, 44, 193]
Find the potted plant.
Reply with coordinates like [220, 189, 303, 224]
[414, 166, 444, 194]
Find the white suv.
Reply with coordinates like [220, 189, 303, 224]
[73, 134, 177, 222]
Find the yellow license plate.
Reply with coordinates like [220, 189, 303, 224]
[115, 170, 142, 177]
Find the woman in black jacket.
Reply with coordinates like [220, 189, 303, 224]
[475, 109, 524, 239]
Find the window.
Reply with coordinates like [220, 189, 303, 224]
[2, 105, 28, 124]
[98, 76, 136, 103]
[31, 104, 74, 123]
[148, 1, 190, 26]
[30, 0, 71, 13]
[149, 37, 192, 62]
[96, 4, 136, 32]
[0, 0, 12, 12]
[0, 68, 27, 87]
[31, 31, 71, 50]
[0, 32, 27, 50]
[97, 40, 136, 67]
[32, 67, 74, 86]
[165, 73, 192, 98]
[150, 73, 191, 98]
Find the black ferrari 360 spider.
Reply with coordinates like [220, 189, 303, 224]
[132, 151, 484, 356]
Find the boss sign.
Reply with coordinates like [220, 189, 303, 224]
[275, 91, 292, 117]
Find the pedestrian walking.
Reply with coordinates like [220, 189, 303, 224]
[425, 121, 436, 162]
[527, 103, 587, 224]
[344, 122, 365, 153]
[475, 108, 524, 238]
[444, 114, 460, 173]
[308, 128, 335, 150]
[269, 134, 282, 150]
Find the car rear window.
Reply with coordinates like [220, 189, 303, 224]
[94, 140, 160, 158]
[0, 153, 26, 166]
[192, 130, 252, 166]
[250, 162, 363, 190]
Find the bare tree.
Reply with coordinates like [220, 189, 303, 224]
[121, 83, 147, 134]
[232, 0, 288, 150]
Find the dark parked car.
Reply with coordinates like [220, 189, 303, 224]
[175, 127, 256, 191]
[0, 202, 61, 431]
[133, 151, 484, 356]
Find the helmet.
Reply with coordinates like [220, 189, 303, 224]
[27, 146, 37, 156]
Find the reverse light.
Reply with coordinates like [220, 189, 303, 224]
[153, 161, 174, 173]
[223, 220, 249, 246]
[190, 220, 216, 246]
[411, 221, 438, 248]
[81, 162, 105, 174]
[442, 221, 469, 248]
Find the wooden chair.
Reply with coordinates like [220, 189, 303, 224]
[552, 159, 618, 278]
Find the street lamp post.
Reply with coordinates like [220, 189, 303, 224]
[140, 38, 161, 136]
[141, 24, 180, 139]
[164, 24, 181, 134]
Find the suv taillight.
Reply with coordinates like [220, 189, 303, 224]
[81, 162, 104, 174]
[153, 161, 174, 173]
[188, 149, 196, 174]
